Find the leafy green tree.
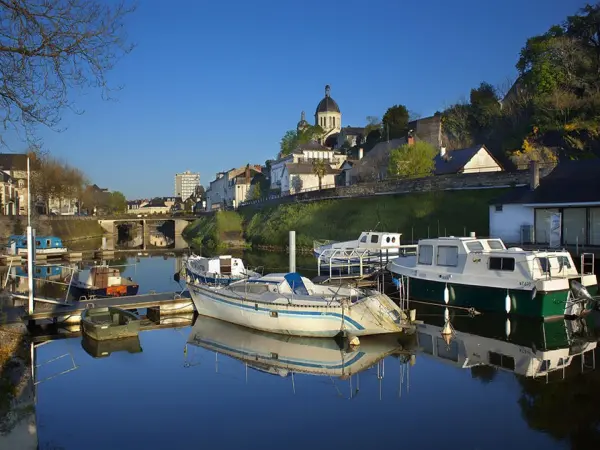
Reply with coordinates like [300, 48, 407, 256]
[251, 182, 262, 200]
[469, 82, 501, 128]
[279, 125, 325, 157]
[108, 191, 127, 214]
[388, 141, 437, 178]
[382, 105, 409, 139]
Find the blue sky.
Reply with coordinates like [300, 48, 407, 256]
[1, 0, 587, 198]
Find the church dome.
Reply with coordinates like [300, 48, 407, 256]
[315, 85, 340, 114]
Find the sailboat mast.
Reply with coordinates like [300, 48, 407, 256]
[26, 156, 34, 314]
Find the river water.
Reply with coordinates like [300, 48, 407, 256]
[6, 251, 600, 449]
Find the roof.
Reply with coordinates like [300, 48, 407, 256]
[0, 170, 12, 183]
[144, 198, 167, 207]
[341, 127, 365, 135]
[492, 159, 600, 205]
[294, 141, 331, 152]
[315, 85, 340, 114]
[0, 153, 28, 172]
[285, 163, 340, 175]
[434, 145, 493, 175]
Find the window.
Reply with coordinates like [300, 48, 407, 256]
[360, 235, 367, 243]
[370, 234, 379, 244]
[557, 255, 571, 270]
[487, 240, 505, 250]
[489, 352, 515, 370]
[466, 241, 484, 252]
[437, 246, 458, 266]
[536, 257, 550, 273]
[495, 205, 503, 212]
[489, 257, 515, 271]
[418, 245, 433, 265]
[35, 240, 41, 247]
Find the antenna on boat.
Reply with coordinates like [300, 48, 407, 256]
[371, 222, 380, 232]
[26, 156, 35, 315]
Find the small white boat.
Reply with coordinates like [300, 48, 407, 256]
[386, 235, 599, 320]
[187, 315, 413, 378]
[183, 254, 260, 286]
[314, 231, 415, 266]
[186, 271, 413, 338]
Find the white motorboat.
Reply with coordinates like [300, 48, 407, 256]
[416, 309, 597, 378]
[183, 254, 260, 286]
[186, 315, 414, 378]
[314, 231, 416, 266]
[186, 271, 414, 338]
[386, 235, 598, 320]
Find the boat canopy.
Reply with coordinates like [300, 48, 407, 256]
[246, 273, 314, 296]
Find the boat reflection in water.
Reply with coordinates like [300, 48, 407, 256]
[81, 334, 144, 359]
[186, 315, 416, 397]
[415, 305, 599, 380]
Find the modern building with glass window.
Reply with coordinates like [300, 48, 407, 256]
[489, 160, 600, 248]
[175, 170, 200, 201]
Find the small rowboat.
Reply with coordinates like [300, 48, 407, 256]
[80, 306, 140, 341]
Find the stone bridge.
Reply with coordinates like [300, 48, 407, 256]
[98, 217, 195, 236]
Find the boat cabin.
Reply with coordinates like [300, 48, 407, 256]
[413, 236, 580, 280]
[7, 235, 66, 250]
[74, 266, 128, 289]
[357, 232, 402, 250]
[191, 255, 244, 275]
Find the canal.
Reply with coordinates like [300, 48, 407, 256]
[3, 251, 600, 449]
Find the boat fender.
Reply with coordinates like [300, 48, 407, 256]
[505, 291, 511, 313]
[443, 284, 449, 304]
[505, 318, 511, 338]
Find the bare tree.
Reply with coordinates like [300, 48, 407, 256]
[0, 0, 136, 141]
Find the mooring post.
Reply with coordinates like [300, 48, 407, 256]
[289, 230, 296, 273]
[26, 226, 35, 315]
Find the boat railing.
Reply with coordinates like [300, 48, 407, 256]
[313, 239, 339, 250]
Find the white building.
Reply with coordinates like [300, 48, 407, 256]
[206, 165, 262, 210]
[270, 142, 346, 193]
[489, 161, 600, 246]
[175, 170, 200, 201]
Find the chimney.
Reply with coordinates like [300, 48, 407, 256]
[358, 148, 363, 160]
[440, 147, 447, 158]
[529, 160, 539, 190]
[407, 130, 415, 146]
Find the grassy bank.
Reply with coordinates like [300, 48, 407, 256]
[183, 211, 246, 249]
[50, 220, 104, 242]
[184, 189, 508, 251]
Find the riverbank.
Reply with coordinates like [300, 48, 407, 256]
[184, 189, 508, 251]
[0, 216, 104, 243]
[0, 323, 37, 450]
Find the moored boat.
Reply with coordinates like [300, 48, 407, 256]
[187, 315, 414, 378]
[81, 334, 143, 358]
[386, 235, 598, 320]
[69, 264, 139, 299]
[5, 234, 68, 256]
[186, 270, 414, 338]
[80, 306, 141, 341]
[313, 231, 415, 266]
[182, 254, 260, 286]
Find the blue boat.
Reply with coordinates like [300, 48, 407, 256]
[5, 235, 68, 256]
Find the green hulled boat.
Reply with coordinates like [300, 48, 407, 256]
[81, 306, 141, 341]
[387, 236, 598, 320]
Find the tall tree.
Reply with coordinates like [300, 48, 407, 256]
[382, 104, 409, 140]
[108, 191, 127, 213]
[0, 0, 135, 140]
[311, 159, 327, 190]
[279, 125, 325, 157]
[388, 140, 437, 178]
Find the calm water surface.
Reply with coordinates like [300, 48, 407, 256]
[31, 253, 600, 450]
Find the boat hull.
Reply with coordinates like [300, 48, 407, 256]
[187, 283, 409, 338]
[393, 276, 597, 320]
[70, 283, 139, 300]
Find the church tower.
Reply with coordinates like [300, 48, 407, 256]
[314, 85, 341, 140]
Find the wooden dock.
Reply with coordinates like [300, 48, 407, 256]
[29, 312, 195, 344]
[21, 290, 194, 326]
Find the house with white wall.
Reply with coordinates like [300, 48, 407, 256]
[489, 160, 600, 247]
[270, 142, 346, 193]
[206, 165, 262, 210]
[434, 145, 502, 175]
